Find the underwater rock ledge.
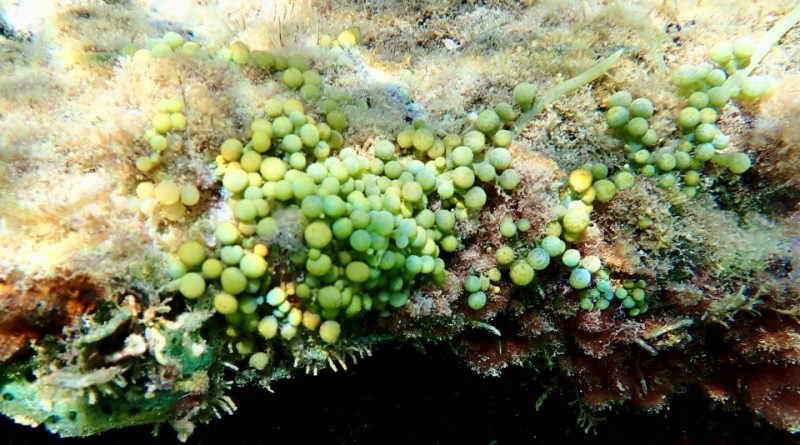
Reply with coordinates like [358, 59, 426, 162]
[0, 0, 799, 441]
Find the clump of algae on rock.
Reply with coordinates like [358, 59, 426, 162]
[0, 0, 799, 440]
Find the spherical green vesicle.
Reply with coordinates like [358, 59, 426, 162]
[452, 166, 475, 189]
[562, 206, 589, 234]
[349, 229, 371, 252]
[488, 148, 512, 170]
[629, 98, 654, 119]
[373, 140, 395, 160]
[541, 235, 566, 257]
[569, 268, 591, 289]
[464, 186, 487, 210]
[694, 123, 716, 143]
[475, 163, 496, 183]
[641, 129, 659, 148]
[435, 209, 456, 233]
[709, 42, 733, 65]
[283, 67, 304, 89]
[201, 258, 224, 279]
[451, 146, 474, 167]
[257, 315, 279, 339]
[152, 113, 172, 133]
[178, 241, 206, 269]
[526, 248, 550, 270]
[213, 292, 238, 315]
[495, 245, 515, 265]
[220, 245, 244, 265]
[222, 169, 249, 193]
[319, 320, 341, 343]
[258, 157, 286, 181]
[626, 117, 649, 138]
[706, 68, 727, 87]
[733, 37, 756, 59]
[672, 64, 702, 87]
[370, 211, 395, 236]
[441, 235, 459, 252]
[240, 253, 267, 278]
[265, 287, 286, 306]
[684, 170, 700, 186]
[322, 195, 346, 218]
[240, 151, 262, 173]
[179, 272, 206, 299]
[721, 152, 752, 174]
[221, 267, 247, 295]
[592, 179, 617, 203]
[150, 134, 168, 152]
[299, 124, 320, 147]
[405, 255, 423, 275]
[326, 110, 348, 131]
[249, 131, 270, 153]
[510, 262, 534, 286]
[591, 163, 608, 180]
[215, 222, 240, 245]
[513, 82, 537, 111]
[654, 151, 677, 172]
[612, 171, 635, 190]
[300, 84, 321, 101]
[281, 134, 302, 153]
[498, 169, 520, 190]
[462, 130, 486, 153]
[332, 218, 354, 240]
[658, 172, 676, 189]
[230, 41, 250, 64]
[609, 91, 633, 108]
[632, 149, 651, 165]
[500, 217, 517, 238]
[694, 143, 716, 162]
[688, 92, 709, 109]
[606, 106, 629, 128]
[162, 32, 184, 50]
[699, 108, 718, 124]
[272, 116, 293, 137]
[569, 169, 593, 193]
[476, 110, 501, 134]
[464, 275, 482, 293]
[493, 129, 513, 148]
[345, 261, 370, 283]
[401, 181, 423, 202]
[304, 220, 333, 249]
[561, 249, 581, 268]
[495, 102, 516, 122]
[467, 292, 487, 310]
[318, 285, 342, 309]
[679, 107, 701, 129]
[412, 128, 435, 151]
[234, 199, 257, 222]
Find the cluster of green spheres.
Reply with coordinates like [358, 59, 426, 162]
[167, 34, 525, 351]
[133, 98, 202, 223]
[605, 43, 767, 203]
[484, 150, 650, 315]
[135, 97, 187, 174]
[580, 276, 650, 316]
[462, 273, 500, 310]
[502, 202, 650, 316]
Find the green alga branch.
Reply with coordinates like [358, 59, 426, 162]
[723, 3, 800, 92]
[515, 49, 624, 131]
